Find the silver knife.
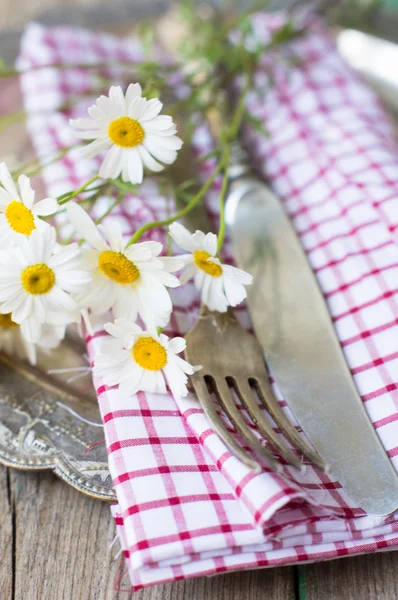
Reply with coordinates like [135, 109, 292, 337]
[225, 142, 398, 516]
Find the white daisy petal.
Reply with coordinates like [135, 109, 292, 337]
[128, 96, 148, 120]
[79, 137, 110, 159]
[168, 337, 186, 355]
[109, 85, 127, 113]
[11, 295, 33, 323]
[0, 162, 18, 198]
[191, 230, 207, 247]
[162, 361, 188, 400]
[137, 145, 164, 173]
[20, 318, 41, 343]
[140, 369, 159, 393]
[73, 129, 103, 141]
[159, 256, 184, 273]
[99, 220, 124, 253]
[32, 197, 58, 217]
[149, 134, 183, 151]
[97, 95, 121, 119]
[99, 145, 123, 180]
[67, 202, 108, 251]
[169, 222, 198, 252]
[222, 263, 253, 285]
[125, 241, 161, 262]
[140, 98, 163, 122]
[223, 275, 248, 307]
[125, 83, 143, 107]
[0, 188, 11, 205]
[194, 268, 206, 292]
[179, 263, 196, 285]
[200, 272, 212, 306]
[207, 276, 228, 312]
[202, 232, 218, 256]
[143, 116, 175, 133]
[69, 117, 104, 130]
[17, 174, 35, 208]
[142, 137, 177, 164]
[154, 371, 167, 395]
[104, 319, 142, 340]
[126, 147, 144, 184]
[173, 354, 196, 375]
[112, 288, 138, 322]
[151, 269, 181, 288]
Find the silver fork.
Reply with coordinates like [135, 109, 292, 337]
[174, 136, 326, 473]
[185, 305, 325, 473]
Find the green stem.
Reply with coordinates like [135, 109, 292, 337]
[228, 77, 250, 140]
[216, 149, 231, 254]
[216, 78, 249, 254]
[127, 158, 226, 246]
[57, 176, 100, 205]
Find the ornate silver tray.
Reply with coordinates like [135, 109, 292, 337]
[0, 335, 116, 501]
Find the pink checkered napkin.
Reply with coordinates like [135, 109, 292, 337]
[17, 16, 398, 590]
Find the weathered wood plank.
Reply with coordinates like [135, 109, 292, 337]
[127, 566, 296, 600]
[10, 468, 132, 600]
[0, 467, 13, 600]
[301, 553, 398, 600]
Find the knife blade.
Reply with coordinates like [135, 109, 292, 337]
[225, 164, 398, 516]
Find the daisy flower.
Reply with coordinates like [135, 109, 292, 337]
[67, 202, 183, 329]
[70, 84, 183, 184]
[94, 319, 197, 400]
[0, 313, 65, 365]
[0, 162, 58, 248]
[169, 222, 253, 313]
[0, 226, 91, 343]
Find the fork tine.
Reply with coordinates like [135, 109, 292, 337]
[212, 376, 283, 473]
[234, 379, 304, 469]
[191, 375, 263, 473]
[254, 378, 326, 471]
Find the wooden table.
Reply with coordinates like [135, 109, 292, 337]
[1, 465, 398, 599]
[1, 2, 398, 599]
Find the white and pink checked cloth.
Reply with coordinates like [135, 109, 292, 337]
[16, 15, 398, 590]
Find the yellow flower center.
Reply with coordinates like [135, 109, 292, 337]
[98, 250, 139, 284]
[21, 264, 55, 295]
[0, 313, 18, 329]
[193, 250, 222, 277]
[5, 200, 35, 236]
[132, 336, 167, 371]
[108, 117, 145, 148]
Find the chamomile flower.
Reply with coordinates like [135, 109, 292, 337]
[0, 162, 58, 248]
[70, 84, 183, 184]
[94, 319, 197, 400]
[0, 226, 91, 343]
[0, 314, 65, 365]
[169, 222, 253, 313]
[67, 202, 183, 329]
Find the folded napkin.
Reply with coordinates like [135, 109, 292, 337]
[17, 16, 398, 590]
